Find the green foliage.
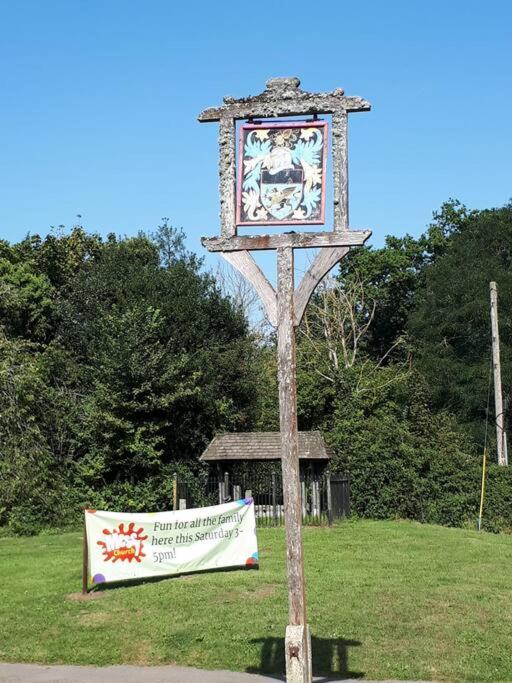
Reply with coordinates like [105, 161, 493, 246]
[253, 346, 279, 431]
[409, 202, 512, 442]
[0, 259, 54, 342]
[1, 199, 511, 537]
[299, 359, 477, 525]
[335, 199, 471, 361]
[0, 225, 258, 533]
[294, 213, 512, 531]
[0, 334, 78, 534]
[12, 227, 103, 289]
[297, 354, 512, 532]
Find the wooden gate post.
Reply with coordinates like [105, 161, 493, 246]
[301, 480, 306, 521]
[224, 471, 230, 502]
[326, 472, 333, 527]
[218, 474, 224, 505]
[82, 516, 89, 595]
[271, 471, 278, 525]
[172, 472, 178, 511]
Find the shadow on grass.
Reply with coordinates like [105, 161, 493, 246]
[247, 635, 363, 681]
[88, 564, 259, 593]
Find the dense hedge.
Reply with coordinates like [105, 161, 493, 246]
[316, 365, 512, 533]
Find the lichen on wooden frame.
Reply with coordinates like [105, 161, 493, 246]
[236, 121, 327, 227]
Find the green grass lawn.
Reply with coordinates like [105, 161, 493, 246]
[1, 520, 512, 681]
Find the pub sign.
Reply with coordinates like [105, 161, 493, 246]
[236, 121, 327, 226]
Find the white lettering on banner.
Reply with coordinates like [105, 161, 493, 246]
[104, 533, 142, 556]
[85, 499, 258, 586]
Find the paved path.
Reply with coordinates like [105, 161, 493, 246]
[0, 664, 428, 683]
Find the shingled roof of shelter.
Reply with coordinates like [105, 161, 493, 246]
[200, 431, 333, 462]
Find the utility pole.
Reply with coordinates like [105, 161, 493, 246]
[199, 77, 371, 682]
[490, 281, 507, 466]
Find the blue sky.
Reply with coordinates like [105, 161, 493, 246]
[0, 0, 510, 275]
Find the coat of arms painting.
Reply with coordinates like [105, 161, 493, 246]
[236, 121, 327, 226]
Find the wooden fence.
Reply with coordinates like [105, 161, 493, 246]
[176, 472, 350, 526]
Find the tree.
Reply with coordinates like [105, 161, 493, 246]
[150, 219, 199, 271]
[336, 199, 470, 360]
[12, 225, 103, 289]
[0, 227, 260, 529]
[0, 259, 54, 342]
[56, 233, 259, 483]
[408, 202, 512, 448]
[0, 333, 77, 534]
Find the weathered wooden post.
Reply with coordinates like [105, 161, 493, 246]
[233, 484, 242, 502]
[198, 76, 371, 682]
[172, 471, 178, 511]
[224, 471, 230, 501]
[301, 481, 307, 521]
[82, 519, 89, 595]
[490, 282, 508, 465]
[326, 472, 333, 527]
[272, 471, 278, 525]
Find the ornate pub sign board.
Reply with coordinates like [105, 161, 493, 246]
[237, 121, 327, 225]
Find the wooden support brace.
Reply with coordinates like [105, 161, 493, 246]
[221, 251, 278, 327]
[202, 230, 371, 253]
[293, 246, 349, 326]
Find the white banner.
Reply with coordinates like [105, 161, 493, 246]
[85, 498, 258, 586]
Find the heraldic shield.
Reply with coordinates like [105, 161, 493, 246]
[236, 121, 327, 226]
[260, 168, 304, 221]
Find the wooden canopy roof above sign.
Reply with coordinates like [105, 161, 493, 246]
[200, 431, 333, 462]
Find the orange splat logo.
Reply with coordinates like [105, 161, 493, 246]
[97, 522, 148, 563]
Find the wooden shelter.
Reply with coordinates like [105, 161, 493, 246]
[200, 431, 332, 476]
